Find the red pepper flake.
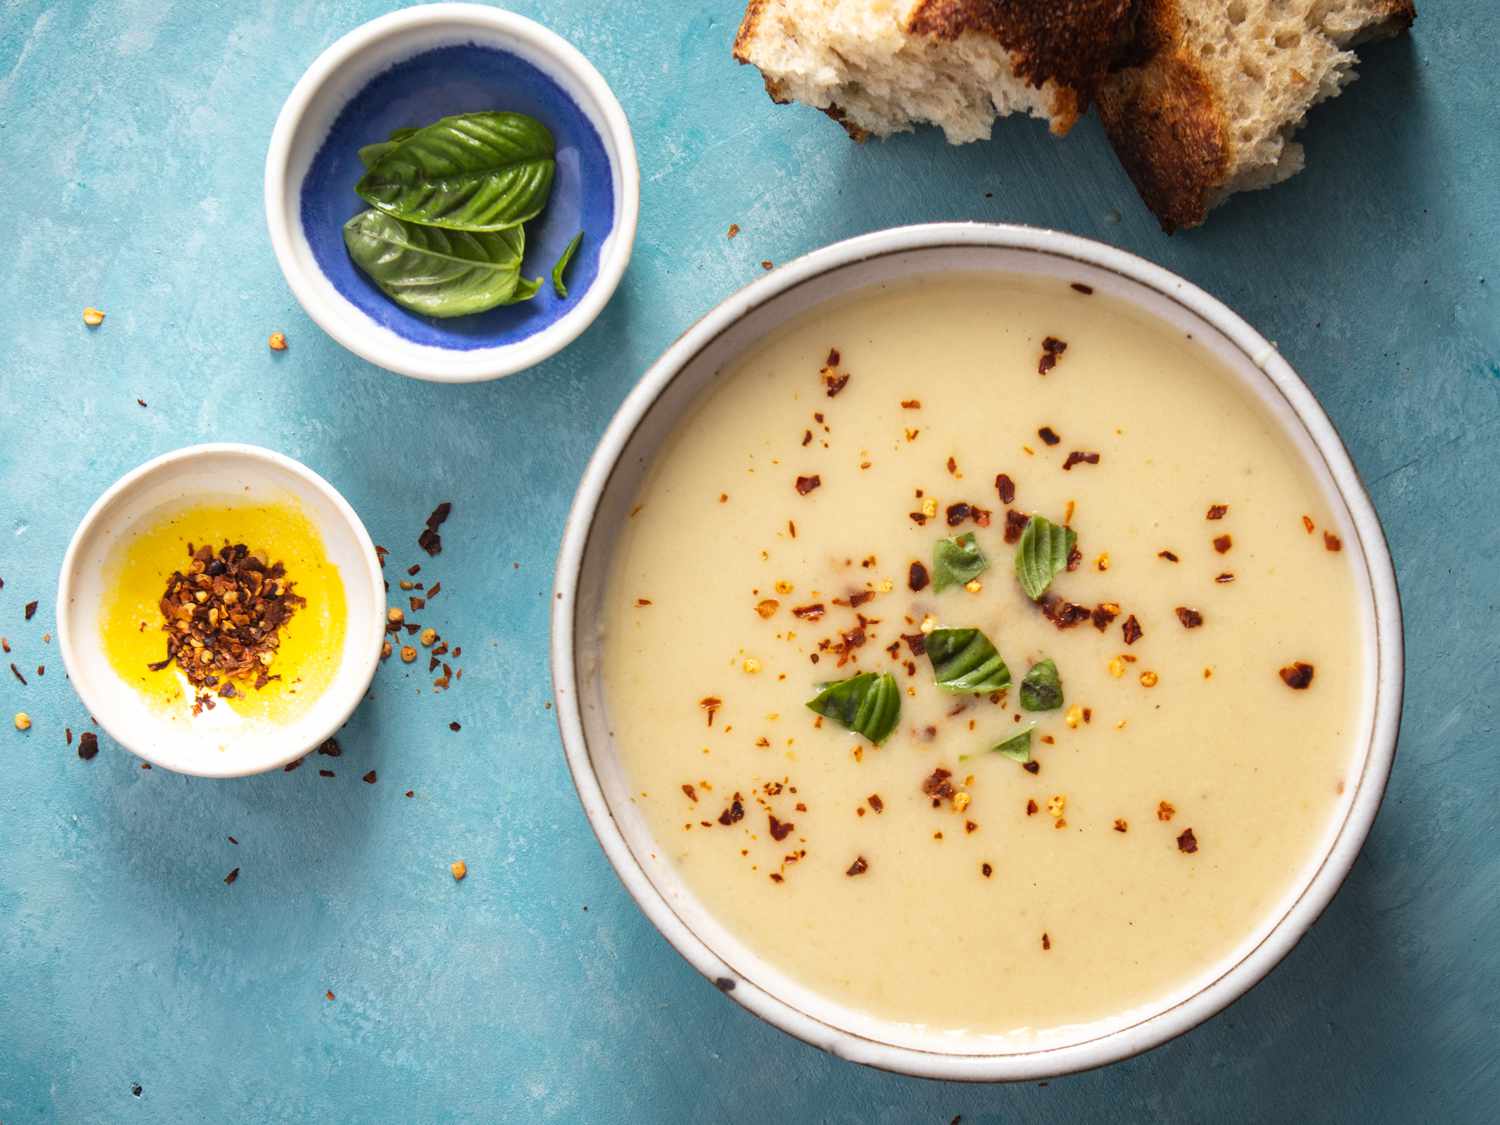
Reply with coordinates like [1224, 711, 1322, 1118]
[1062, 451, 1100, 471]
[1324, 531, 1342, 552]
[317, 738, 341, 756]
[1206, 504, 1229, 520]
[1041, 933, 1051, 951]
[24, 600, 38, 621]
[224, 868, 239, 885]
[1091, 603, 1119, 631]
[826, 348, 840, 366]
[946, 456, 959, 476]
[636, 598, 654, 607]
[1041, 596, 1092, 630]
[1302, 515, 1316, 534]
[1066, 545, 1082, 572]
[995, 473, 1016, 505]
[901, 399, 921, 409]
[1176, 828, 1198, 854]
[325, 990, 336, 1002]
[1070, 282, 1094, 295]
[1003, 509, 1030, 544]
[1158, 550, 1179, 562]
[848, 590, 875, 608]
[682, 784, 698, 802]
[795, 475, 821, 495]
[1213, 534, 1233, 554]
[717, 794, 745, 826]
[319, 769, 335, 778]
[418, 502, 452, 556]
[1038, 336, 1067, 375]
[1215, 572, 1235, 583]
[768, 872, 784, 882]
[945, 501, 971, 526]
[700, 696, 723, 725]
[1026, 799, 1039, 815]
[407, 564, 421, 576]
[901, 632, 927, 657]
[1023, 760, 1040, 775]
[1279, 661, 1315, 689]
[375, 546, 389, 567]
[137, 398, 147, 408]
[822, 370, 850, 397]
[727, 223, 740, 238]
[922, 768, 956, 805]
[65, 727, 73, 745]
[449, 721, 461, 732]
[77, 731, 99, 760]
[791, 604, 825, 622]
[9, 663, 24, 685]
[801, 429, 812, 446]
[908, 562, 930, 592]
[228, 836, 238, 845]
[426, 582, 441, 599]
[1122, 615, 1143, 645]
[768, 814, 795, 841]
[1113, 819, 1128, 833]
[867, 793, 884, 813]
[362, 770, 377, 784]
[981, 862, 994, 877]
[404, 790, 414, 798]
[1157, 801, 1176, 821]
[283, 756, 304, 772]
[1037, 426, 1061, 446]
[845, 856, 869, 876]
[1175, 607, 1204, 629]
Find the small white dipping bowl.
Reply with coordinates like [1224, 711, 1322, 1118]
[265, 3, 639, 383]
[552, 223, 1404, 1080]
[57, 444, 385, 778]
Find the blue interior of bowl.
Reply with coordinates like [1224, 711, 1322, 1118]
[299, 43, 615, 351]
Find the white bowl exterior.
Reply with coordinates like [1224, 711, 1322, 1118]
[264, 3, 640, 383]
[57, 445, 387, 778]
[552, 224, 1403, 1080]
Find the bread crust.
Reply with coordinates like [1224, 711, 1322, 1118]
[734, 0, 1137, 138]
[1099, 0, 1416, 231]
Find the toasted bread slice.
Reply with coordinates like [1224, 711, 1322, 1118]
[734, 0, 1137, 144]
[1097, 0, 1415, 231]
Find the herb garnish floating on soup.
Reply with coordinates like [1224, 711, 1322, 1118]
[1020, 658, 1064, 711]
[932, 531, 988, 592]
[962, 724, 1035, 764]
[925, 628, 1011, 694]
[344, 112, 581, 318]
[1015, 514, 1076, 600]
[805, 672, 900, 744]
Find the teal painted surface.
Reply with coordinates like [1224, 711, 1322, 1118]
[0, 1, 1495, 1121]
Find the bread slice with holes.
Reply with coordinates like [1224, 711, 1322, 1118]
[1097, 0, 1416, 230]
[733, 0, 1137, 144]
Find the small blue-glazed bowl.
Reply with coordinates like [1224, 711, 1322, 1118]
[265, 3, 639, 382]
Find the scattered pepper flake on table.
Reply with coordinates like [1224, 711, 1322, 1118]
[362, 770, 377, 784]
[224, 867, 239, 885]
[418, 502, 451, 556]
[24, 600, 38, 621]
[77, 731, 99, 759]
[727, 223, 740, 238]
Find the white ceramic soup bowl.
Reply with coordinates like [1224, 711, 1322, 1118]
[57, 444, 386, 778]
[551, 224, 1403, 1080]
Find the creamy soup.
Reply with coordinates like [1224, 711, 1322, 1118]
[602, 274, 1362, 1042]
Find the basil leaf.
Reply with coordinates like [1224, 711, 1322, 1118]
[1015, 515, 1076, 601]
[961, 725, 1034, 763]
[356, 111, 556, 231]
[1020, 658, 1064, 711]
[806, 672, 900, 745]
[343, 209, 538, 318]
[358, 128, 423, 169]
[552, 231, 583, 298]
[933, 532, 988, 592]
[511, 275, 543, 303]
[926, 628, 1011, 693]
[388, 127, 420, 142]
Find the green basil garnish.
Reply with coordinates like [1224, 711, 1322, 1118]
[961, 725, 1034, 763]
[806, 672, 900, 744]
[1015, 515, 1076, 601]
[552, 231, 583, 298]
[343, 210, 540, 317]
[1020, 658, 1064, 711]
[357, 128, 421, 170]
[356, 111, 556, 232]
[926, 628, 1011, 693]
[933, 532, 988, 592]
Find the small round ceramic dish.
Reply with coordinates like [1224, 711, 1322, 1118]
[265, 3, 639, 383]
[56, 444, 385, 778]
[551, 223, 1403, 1080]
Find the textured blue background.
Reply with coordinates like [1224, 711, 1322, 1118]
[0, 2, 1495, 1122]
